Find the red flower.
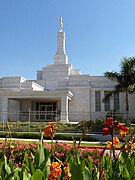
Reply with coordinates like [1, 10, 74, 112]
[103, 127, 113, 136]
[117, 124, 128, 132]
[103, 117, 113, 126]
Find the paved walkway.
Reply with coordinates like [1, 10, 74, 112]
[0, 137, 105, 144]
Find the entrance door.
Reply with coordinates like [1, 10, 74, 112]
[37, 102, 56, 121]
[45, 105, 53, 120]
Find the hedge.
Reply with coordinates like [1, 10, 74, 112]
[0, 131, 98, 142]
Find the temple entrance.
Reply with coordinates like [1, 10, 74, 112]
[36, 101, 59, 121]
[39, 104, 54, 120]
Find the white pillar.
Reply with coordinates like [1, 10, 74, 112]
[0, 96, 8, 122]
[60, 96, 69, 122]
[101, 91, 104, 112]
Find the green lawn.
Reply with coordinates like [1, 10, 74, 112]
[0, 138, 105, 147]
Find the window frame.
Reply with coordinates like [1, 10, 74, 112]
[95, 91, 101, 112]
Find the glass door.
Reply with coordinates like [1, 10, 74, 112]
[39, 104, 53, 121]
[45, 105, 53, 120]
[36, 101, 56, 121]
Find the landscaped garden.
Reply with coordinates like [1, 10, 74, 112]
[0, 119, 105, 142]
[0, 117, 135, 179]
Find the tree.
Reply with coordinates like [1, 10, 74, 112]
[103, 57, 135, 124]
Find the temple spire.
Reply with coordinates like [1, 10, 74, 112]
[54, 17, 68, 64]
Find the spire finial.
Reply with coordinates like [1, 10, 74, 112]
[59, 16, 63, 30]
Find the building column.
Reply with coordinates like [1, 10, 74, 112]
[60, 96, 69, 122]
[110, 96, 114, 111]
[101, 91, 104, 112]
[0, 96, 8, 122]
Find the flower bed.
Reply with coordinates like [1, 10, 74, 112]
[0, 141, 104, 168]
[0, 119, 135, 179]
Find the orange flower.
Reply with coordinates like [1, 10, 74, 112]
[44, 122, 58, 137]
[50, 161, 61, 171]
[127, 141, 133, 150]
[106, 137, 120, 149]
[63, 163, 71, 180]
[106, 141, 112, 149]
[48, 162, 62, 180]
[119, 130, 127, 137]
[113, 136, 120, 145]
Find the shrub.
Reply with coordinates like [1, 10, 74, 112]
[76, 119, 104, 132]
[0, 131, 98, 141]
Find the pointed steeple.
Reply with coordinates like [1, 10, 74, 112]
[54, 17, 68, 64]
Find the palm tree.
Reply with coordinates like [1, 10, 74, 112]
[103, 57, 135, 124]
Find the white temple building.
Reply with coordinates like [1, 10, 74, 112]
[0, 18, 135, 122]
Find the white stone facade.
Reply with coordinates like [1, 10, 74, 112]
[0, 28, 135, 122]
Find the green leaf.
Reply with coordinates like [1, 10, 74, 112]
[31, 169, 43, 180]
[42, 157, 51, 179]
[70, 163, 83, 180]
[38, 141, 45, 166]
[83, 166, 92, 180]
[23, 171, 31, 180]
[130, 152, 135, 159]
[121, 151, 128, 163]
[101, 155, 113, 178]
[87, 156, 92, 172]
[77, 153, 81, 165]
[39, 148, 50, 171]
[122, 167, 130, 180]
[24, 153, 35, 175]
[14, 170, 20, 180]
[127, 157, 135, 178]
[103, 155, 111, 170]
[4, 155, 11, 175]
[5, 171, 17, 180]
[34, 140, 45, 169]
[18, 166, 30, 180]
[80, 160, 85, 171]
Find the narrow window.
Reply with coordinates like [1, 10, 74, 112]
[95, 91, 101, 111]
[104, 91, 110, 111]
[114, 93, 119, 111]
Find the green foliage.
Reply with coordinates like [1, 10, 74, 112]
[0, 142, 135, 179]
[0, 122, 77, 133]
[76, 119, 104, 132]
[0, 138, 51, 179]
[0, 120, 135, 179]
[98, 151, 135, 180]
[104, 56, 135, 113]
[0, 131, 98, 141]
